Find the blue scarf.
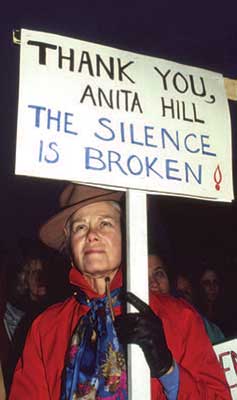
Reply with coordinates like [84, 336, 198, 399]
[61, 287, 127, 400]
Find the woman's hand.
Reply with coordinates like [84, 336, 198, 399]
[115, 292, 173, 378]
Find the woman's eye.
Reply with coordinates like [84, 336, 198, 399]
[72, 224, 87, 234]
[101, 220, 112, 228]
[154, 270, 166, 279]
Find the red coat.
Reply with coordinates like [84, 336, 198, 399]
[9, 268, 230, 399]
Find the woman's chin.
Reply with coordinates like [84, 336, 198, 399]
[150, 286, 160, 293]
[83, 266, 118, 279]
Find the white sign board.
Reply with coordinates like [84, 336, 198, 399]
[214, 338, 237, 399]
[15, 29, 233, 201]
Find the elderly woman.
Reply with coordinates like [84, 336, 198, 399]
[9, 184, 230, 399]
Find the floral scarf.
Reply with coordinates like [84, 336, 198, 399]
[61, 285, 127, 400]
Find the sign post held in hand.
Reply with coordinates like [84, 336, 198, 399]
[126, 189, 150, 399]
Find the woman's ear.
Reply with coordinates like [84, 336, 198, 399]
[63, 226, 68, 240]
[62, 226, 71, 256]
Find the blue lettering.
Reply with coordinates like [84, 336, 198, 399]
[120, 122, 126, 142]
[201, 135, 216, 157]
[108, 151, 128, 175]
[28, 105, 46, 127]
[130, 124, 143, 146]
[145, 156, 163, 178]
[161, 128, 179, 150]
[64, 112, 78, 135]
[85, 147, 106, 170]
[38, 140, 59, 163]
[185, 162, 202, 184]
[94, 118, 115, 141]
[184, 133, 199, 153]
[127, 155, 143, 175]
[47, 109, 61, 131]
[38, 140, 43, 162]
[144, 126, 157, 148]
[166, 159, 182, 180]
[44, 142, 59, 163]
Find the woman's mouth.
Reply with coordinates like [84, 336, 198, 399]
[84, 248, 105, 255]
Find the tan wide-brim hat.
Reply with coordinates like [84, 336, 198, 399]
[39, 183, 124, 251]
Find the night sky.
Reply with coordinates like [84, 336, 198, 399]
[1, 1, 237, 275]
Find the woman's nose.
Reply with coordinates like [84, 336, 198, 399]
[86, 226, 99, 241]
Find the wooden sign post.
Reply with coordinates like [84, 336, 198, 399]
[126, 189, 150, 399]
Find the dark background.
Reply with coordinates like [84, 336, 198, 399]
[1, 2, 237, 283]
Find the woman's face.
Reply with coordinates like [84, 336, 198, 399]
[68, 201, 122, 279]
[148, 254, 170, 294]
[25, 259, 47, 302]
[176, 276, 193, 304]
[200, 269, 220, 302]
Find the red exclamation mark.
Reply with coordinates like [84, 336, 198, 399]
[214, 165, 222, 191]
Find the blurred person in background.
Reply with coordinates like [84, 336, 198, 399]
[0, 248, 8, 400]
[0, 362, 6, 400]
[197, 264, 230, 337]
[2, 238, 69, 393]
[199, 267, 221, 321]
[148, 253, 170, 295]
[174, 272, 194, 304]
[174, 270, 225, 344]
[148, 251, 225, 345]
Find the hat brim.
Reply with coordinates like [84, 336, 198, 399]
[39, 190, 124, 250]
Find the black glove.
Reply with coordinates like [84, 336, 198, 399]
[115, 292, 173, 378]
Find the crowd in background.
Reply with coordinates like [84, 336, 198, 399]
[148, 247, 234, 345]
[0, 214, 236, 397]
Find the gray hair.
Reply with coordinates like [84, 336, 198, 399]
[62, 201, 122, 255]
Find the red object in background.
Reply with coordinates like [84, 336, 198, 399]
[214, 165, 222, 191]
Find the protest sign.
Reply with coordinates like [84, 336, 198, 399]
[15, 29, 233, 201]
[214, 338, 237, 399]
